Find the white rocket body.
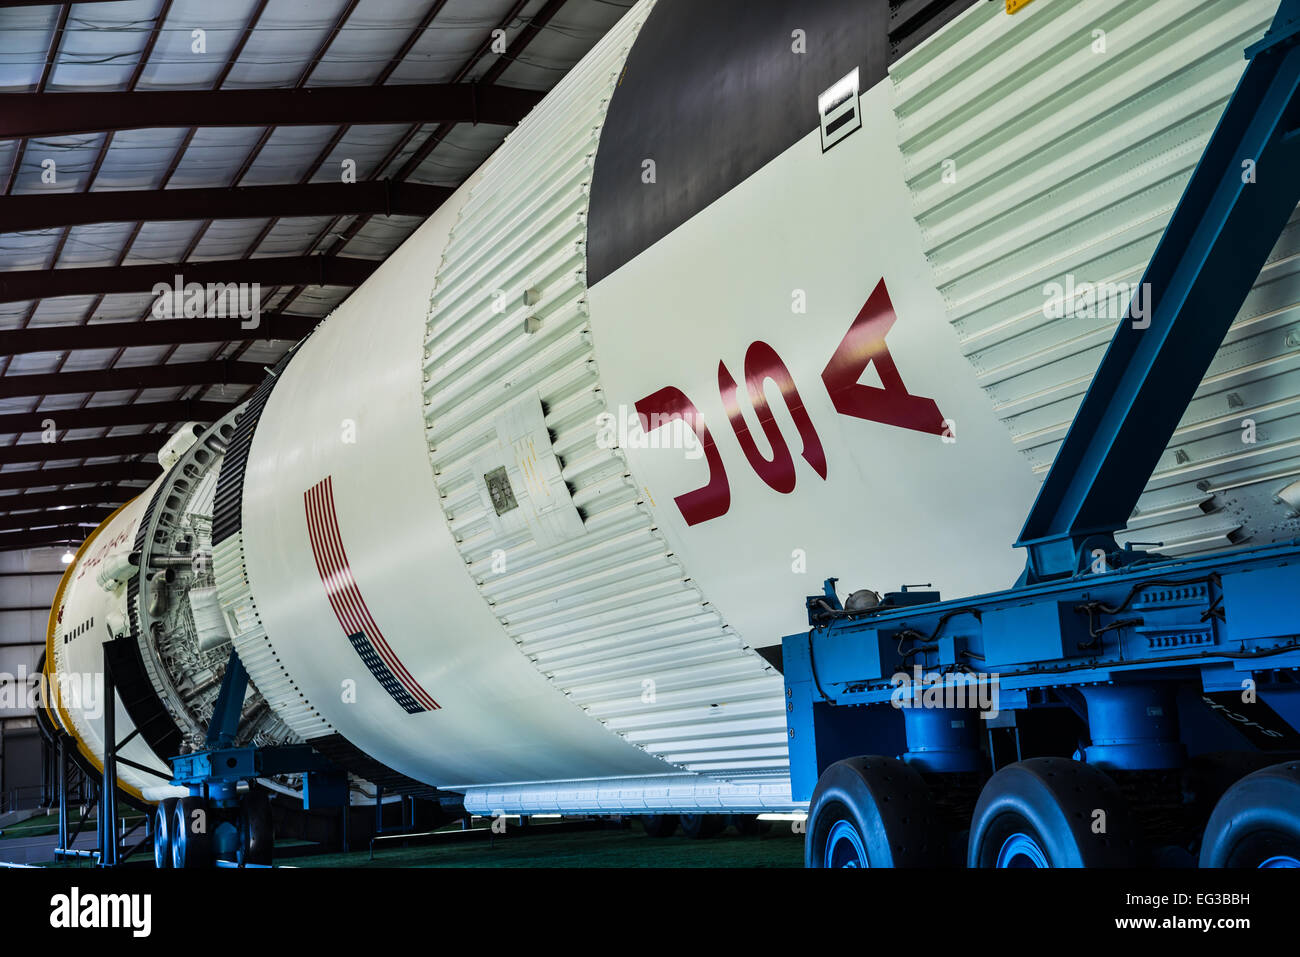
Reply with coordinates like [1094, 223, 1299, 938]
[47, 0, 1293, 813]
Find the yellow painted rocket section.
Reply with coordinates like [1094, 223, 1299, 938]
[43, 499, 148, 804]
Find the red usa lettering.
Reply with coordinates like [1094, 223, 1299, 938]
[636, 279, 946, 527]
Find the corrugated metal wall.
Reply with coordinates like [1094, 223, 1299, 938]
[0, 548, 62, 806]
[892, 0, 1300, 555]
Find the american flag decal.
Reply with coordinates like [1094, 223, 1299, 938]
[304, 476, 439, 714]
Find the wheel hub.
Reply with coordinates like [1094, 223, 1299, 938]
[995, 831, 1051, 868]
[825, 819, 868, 868]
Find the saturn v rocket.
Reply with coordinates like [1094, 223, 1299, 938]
[43, 0, 1299, 815]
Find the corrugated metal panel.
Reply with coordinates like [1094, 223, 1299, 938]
[421, 0, 788, 780]
[212, 380, 275, 545]
[891, 0, 1300, 554]
[212, 337, 337, 739]
[215, 528, 336, 741]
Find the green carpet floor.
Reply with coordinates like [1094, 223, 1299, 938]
[290, 825, 803, 868]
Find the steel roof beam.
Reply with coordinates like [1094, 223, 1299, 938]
[0, 255, 376, 303]
[0, 315, 316, 355]
[0, 462, 159, 491]
[0, 485, 143, 513]
[0, 506, 114, 534]
[0, 360, 266, 399]
[0, 400, 234, 436]
[0, 181, 452, 233]
[0, 1, 136, 6]
[0, 433, 166, 465]
[0, 84, 545, 138]
[0, 525, 94, 551]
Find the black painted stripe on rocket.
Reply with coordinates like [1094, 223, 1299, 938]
[121, 469, 184, 762]
[212, 343, 303, 545]
[586, 0, 979, 286]
[888, 0, 981, 60]
[345, 631, 425, 715]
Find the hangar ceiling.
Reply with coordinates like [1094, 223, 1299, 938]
[0, 0, 632, 551]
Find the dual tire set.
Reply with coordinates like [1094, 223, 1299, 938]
[806, 755, 1300, 868]
[153, 790, 274, 868]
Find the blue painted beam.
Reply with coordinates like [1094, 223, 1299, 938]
[204, 651, 249, 751]
[1016, 0, 1300, 581]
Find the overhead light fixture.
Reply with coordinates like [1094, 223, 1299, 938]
[60, 549, 74, 565]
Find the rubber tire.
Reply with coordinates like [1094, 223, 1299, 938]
[153, 797, 178, 869]
[806, 756, 940, 868]
[171, 796, 212, 869]
[237, 790, 273, 866]
[1199, 759, 1300, 868]
[679, 813, 726, 839]
[641, 814, 679, 838]
[967, 757, 1137, 868]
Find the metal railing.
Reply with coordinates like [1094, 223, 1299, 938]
[0, 784, 46, 815]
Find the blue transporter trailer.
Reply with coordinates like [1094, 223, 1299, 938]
[149, 650, 343, 869]
[783, 0, 1300, 868]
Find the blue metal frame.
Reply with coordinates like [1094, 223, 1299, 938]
[204, 649, 248, 751]
[785, 541, 1300, 799]
[1016, 0, 1300, 582]
[168, 649, 335, 801]
[784, 0, 1300, 800]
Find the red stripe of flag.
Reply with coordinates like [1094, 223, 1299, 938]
[306, 483, 365, 638]
[304, 476, 439, 711]
[308, 478, 435, 709]
[319, 479, 439, 711]
[314, 478, 430, 706]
